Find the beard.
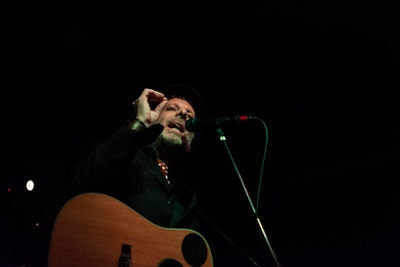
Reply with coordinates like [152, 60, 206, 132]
[152, 130, 187, 154]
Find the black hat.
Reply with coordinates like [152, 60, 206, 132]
[161, 83, 204, 117]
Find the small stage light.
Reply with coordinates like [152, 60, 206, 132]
[26, 180, 35, 191]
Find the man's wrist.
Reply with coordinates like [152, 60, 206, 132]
[130, 118, 147, 131]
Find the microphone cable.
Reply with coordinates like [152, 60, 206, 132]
[253, 117, 282, 266]
[253, 117, 269, 218]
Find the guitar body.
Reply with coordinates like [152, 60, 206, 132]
[48, 193, 213, 267]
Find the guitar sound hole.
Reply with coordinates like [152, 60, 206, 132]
[157, 258, 183, 267]
[182, 233, 207, 267]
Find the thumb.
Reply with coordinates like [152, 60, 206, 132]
[154, 99, 168, 115]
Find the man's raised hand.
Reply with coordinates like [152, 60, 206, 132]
[133, 88, 168, 128]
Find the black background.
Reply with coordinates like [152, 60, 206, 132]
[3, 1, 400, 267]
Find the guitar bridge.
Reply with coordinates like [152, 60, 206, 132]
[118, 244, 132, 267]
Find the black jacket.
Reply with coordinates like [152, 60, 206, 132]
[75, 120, 200, 230]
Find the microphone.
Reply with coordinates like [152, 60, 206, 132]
[185, 116, 256, 132]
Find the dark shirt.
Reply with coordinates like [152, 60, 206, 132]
[74, 120, 200, 230]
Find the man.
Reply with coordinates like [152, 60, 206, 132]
[75, 84, 203, 230]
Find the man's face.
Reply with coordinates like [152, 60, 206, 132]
[155, 98, 196, 152]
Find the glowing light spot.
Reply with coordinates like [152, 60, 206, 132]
[26, 180, 35, 191]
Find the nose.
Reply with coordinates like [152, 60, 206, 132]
[178, 110, 189, 120]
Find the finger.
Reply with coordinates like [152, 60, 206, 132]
[143, 88, 165, 101]
[148, 95, 167, 105]
[133, 88, 166, 109]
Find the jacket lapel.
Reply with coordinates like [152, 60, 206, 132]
[137, 149, 173, 193]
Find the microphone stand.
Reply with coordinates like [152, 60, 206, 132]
[197, 210, 261, 266]
[216, 127, 281, 267]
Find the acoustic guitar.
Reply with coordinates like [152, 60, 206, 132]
[48, 193, 213, 267]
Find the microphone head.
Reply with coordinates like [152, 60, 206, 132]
[185, 118, 199, 132]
